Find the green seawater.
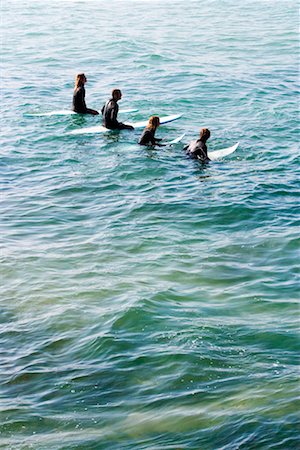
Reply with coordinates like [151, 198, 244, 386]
[1, 0, 299, 448]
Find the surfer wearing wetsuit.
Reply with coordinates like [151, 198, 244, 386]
[185, 128, 211, 162]
[139, 116, 163, 146]
[101, 89, 134, 130]
[72, 73, 99, 115]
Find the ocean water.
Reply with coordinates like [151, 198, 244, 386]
[1, 0, 299, 448]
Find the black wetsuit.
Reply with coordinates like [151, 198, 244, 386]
[185, 139, 210, 161]
[72, 86, 88, 113]
[139, 128, 157, 145]
[101, 99, 133, 130]
[72, 86, 98, 115]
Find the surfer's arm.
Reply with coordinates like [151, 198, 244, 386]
[110, 102, 119, 123]
[80, 90, 98, 114]
[195, 143, 210, 160]
[202, 144, 210, 161]
[80, 87, 87, 111]
[154, 138, 165, 146]
[196, 146, 210, 161]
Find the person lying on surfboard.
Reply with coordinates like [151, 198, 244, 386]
[184, 128, 211, 162]
[72, 73, 99, 115]
[138, 116, 165, 146]
[101, 89, 134, 130]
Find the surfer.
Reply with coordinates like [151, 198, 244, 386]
[138, 116, 164, 146]
[184, 128, 211, 162]
[101, 89, 134, 130]
[72, 73, 99, 115]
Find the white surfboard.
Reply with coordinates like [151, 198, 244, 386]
[25, 110, 77, 117]
[25, 108, 138, 117]
[208, 142, 239, 160]
[69, 114, 182, 136]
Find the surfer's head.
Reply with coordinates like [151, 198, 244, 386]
[147, 116, 160, 131]
[75, 73, 86, 88]
[112, 89, 122, 101]
[200, 128, 210, 142]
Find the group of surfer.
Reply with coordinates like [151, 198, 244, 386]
[72, 73, 211, 162]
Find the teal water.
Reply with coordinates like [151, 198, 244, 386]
[1, 0, 299, 448]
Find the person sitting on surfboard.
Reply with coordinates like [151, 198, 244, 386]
[72, 73, 99, 115]
[138, 116, 164, 146]
[101, 89, 134, 130]
[184, 128, 211, 162]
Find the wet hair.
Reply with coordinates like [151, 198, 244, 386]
[75, 73, 86, 89]
[200, 128, 211, 140]
[112, 89, 121, 99]
[147, 116, 160, 131]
